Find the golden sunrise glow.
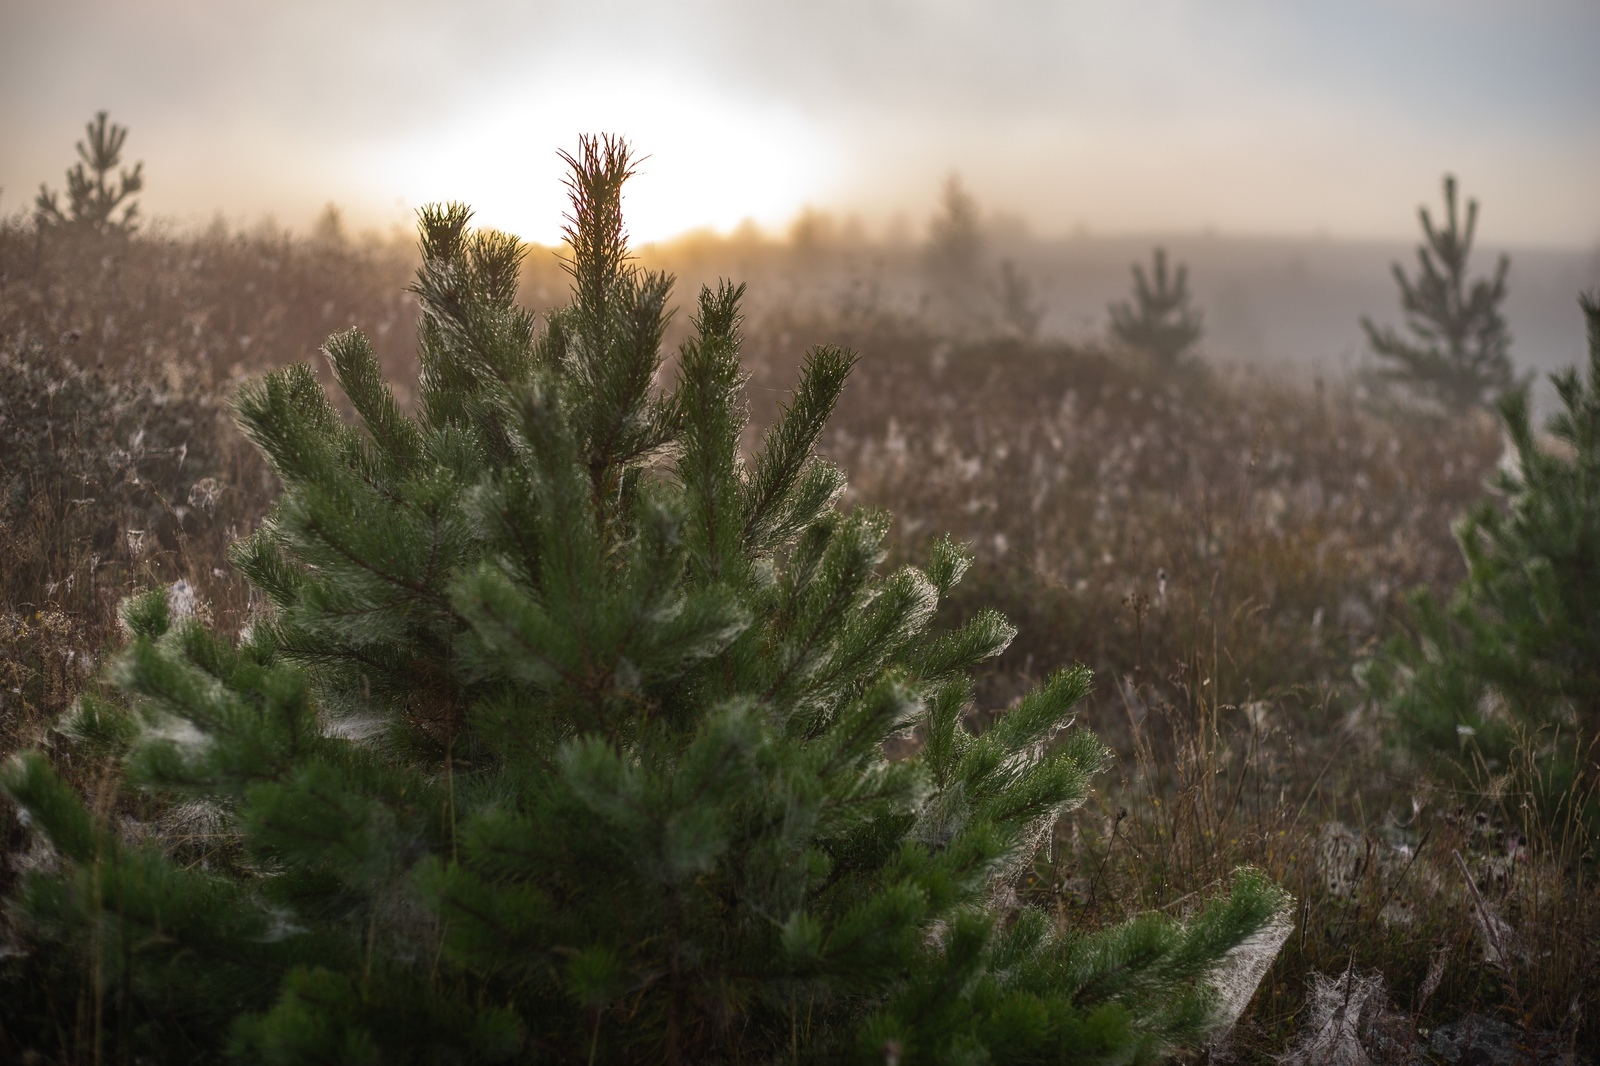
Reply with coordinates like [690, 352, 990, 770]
[361, 68, 838, 245]
[4, 2, 1597, 245]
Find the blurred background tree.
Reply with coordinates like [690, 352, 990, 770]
[1364, 294, 1600, 830]
[1108, 246, 1204, 364]
[35, 111, 145, 236]
[1361, 175, 1516, 412]
[925, 173, 983, 284]
[923, 173, 990, 330]
[997, 258, 1043, 340]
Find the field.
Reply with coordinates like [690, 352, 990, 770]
[2, 213, 1595, 1061]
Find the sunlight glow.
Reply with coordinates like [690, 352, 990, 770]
[361, 68, 837, 245]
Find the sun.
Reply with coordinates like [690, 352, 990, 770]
[359, 67, 836, 246]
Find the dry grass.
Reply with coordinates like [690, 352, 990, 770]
[1, 218, 1594, 1061]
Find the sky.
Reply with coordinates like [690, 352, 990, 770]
[3, 0, 1598, 247]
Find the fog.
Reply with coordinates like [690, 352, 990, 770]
[4, 1, 1598, 245]
[627, 220, 1599, 402]
[997, 235, 1599, 382]
[4, 1, 1598, 378]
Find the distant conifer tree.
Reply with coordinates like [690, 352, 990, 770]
[311, 202, 348, 245]
[35, 111, 145, 235]
[926, 173, 984, 285]
[1108, 247, 1203, 364]
[1364, 294, 1600, 828]
[5, 136, 1286, 1063]
[998, 258, 1044, 340]
[1362, 175, 1516, 411]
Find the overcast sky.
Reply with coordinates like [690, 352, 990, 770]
[4, 0, 1598, 246]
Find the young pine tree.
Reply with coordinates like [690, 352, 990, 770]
[1107, 248, 1203, 365]
[925, 174, 984, 287]
[1363, 294, 1600, 829]
[997, 259, 1044, 341]
[5, 137, 1287, 1064]
[35, 111, 145, 235]
[922, 174, 991, 331]
[1361, 175, 1516, 412]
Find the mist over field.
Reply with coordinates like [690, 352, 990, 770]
[6, 1, 1600, 241]
[6, 1, 1597, 383]
[643, 227, 1600, 386]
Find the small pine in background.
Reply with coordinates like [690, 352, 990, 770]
[1108, 247, 1204, 365]
[1361, 174, 1517, 412]
[997, 258, 1044, 340]
[925, 173, 985, 290]
[35, 111, 145, 236]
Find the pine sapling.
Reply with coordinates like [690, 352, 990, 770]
[1108, 247, 1203, 365]
[1364, 294, 1600, 830]
[36, 111, 145, 235]
[1362, 174, 1516, 412]
[6, 135, 1289, 1064]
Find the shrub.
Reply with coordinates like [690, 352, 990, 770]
[0, 209, 417, 389]
[0, 334, 245, 737]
